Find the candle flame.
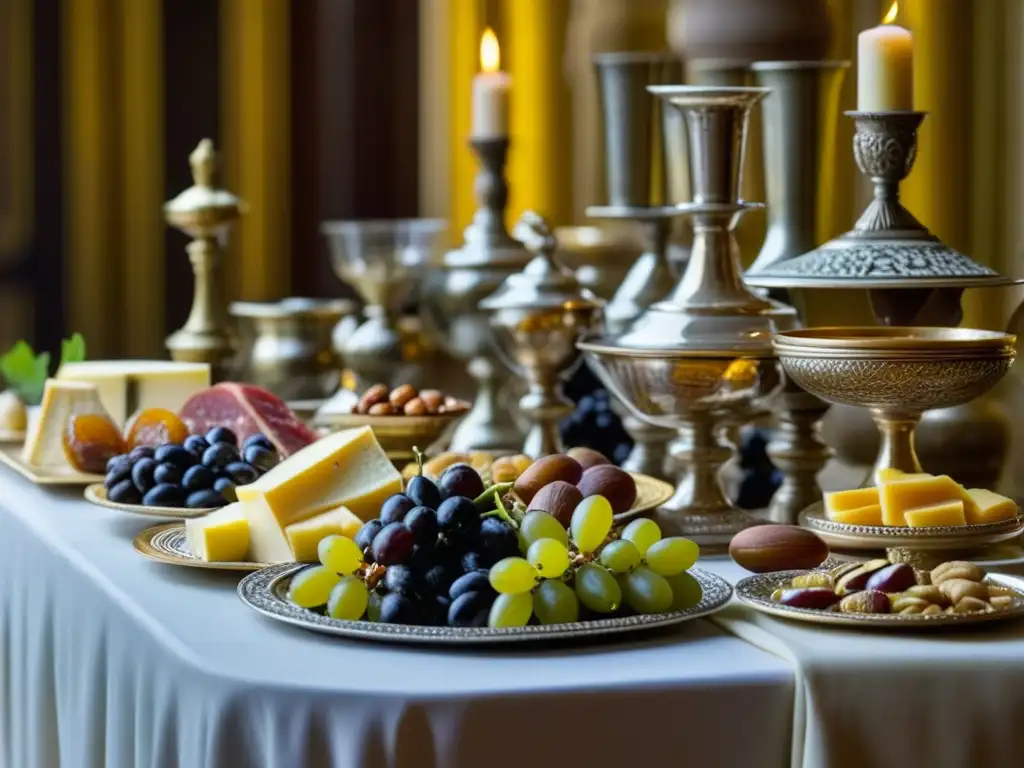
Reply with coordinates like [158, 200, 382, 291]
[883, 1, 899, 24]
[480, 27, 500, 73]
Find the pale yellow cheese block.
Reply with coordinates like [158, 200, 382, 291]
[874, 468, 931, 485]
[824, 487, 880, 515]
[285, 504, 363, 562]
[56, 360, 210, 426]
[22, 379, 109, 468]
[878, 474, 980, 527]
[185, 503, 250, 562]
[829, 504, 883, 526]
[238, 426, 402, 563]
[904, 500, 966, 528]
[965, 488, 1019, 525]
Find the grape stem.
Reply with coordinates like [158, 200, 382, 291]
[474, 481, 512, 507]
[481, 491, 518, 528]
[412, 446, 425, 477]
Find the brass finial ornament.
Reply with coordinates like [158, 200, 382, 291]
[164, 139, 245, 376]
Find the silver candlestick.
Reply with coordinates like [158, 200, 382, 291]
[421, 138, 532, 453]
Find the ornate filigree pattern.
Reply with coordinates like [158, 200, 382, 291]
[851, 112, 924, 181]
[779, 356, 1013, 411]
[761, 243, 998, 279]
[238, 564, 734, 644]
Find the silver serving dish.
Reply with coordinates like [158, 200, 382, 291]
[238, 563, 733, 645]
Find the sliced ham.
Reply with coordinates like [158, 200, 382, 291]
[179, 382, 317, 456]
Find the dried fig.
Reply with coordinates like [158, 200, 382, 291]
[839, 590, 890, 614]
[777, 587, 841, 610]
[865, 563, 917, 594]
[834, 559, 889, 595]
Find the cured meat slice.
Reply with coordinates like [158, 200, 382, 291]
[179, 383, 317, 456]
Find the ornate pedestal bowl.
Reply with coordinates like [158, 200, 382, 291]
[774, 327, 1017, 482]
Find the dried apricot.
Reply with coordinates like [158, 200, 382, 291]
[124, 408, 189, 448]
[64, 413, 126, 473]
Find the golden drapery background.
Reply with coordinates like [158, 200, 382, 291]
[0, 0, 1021, 357]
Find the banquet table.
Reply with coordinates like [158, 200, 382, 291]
[0, 466, 795, 768]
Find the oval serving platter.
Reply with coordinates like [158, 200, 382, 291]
[799, 501, 1024, 551]
[616, 473, 674, 523]
[238, 563, 733, 645]
[134, 522, 267, 571]
[85, 484, 218, 519]
[735, 569, 1024, 630]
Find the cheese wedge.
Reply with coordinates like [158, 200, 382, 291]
[285, 504, 363, 562]
[874, 468, 931, 486]
[185, 503, 250, 562]
[238, 426, 402, 563]
[824, 487, 880, 516]
[829, 504, 883, 526]
[965, 488, 1019, 525]
[21, 380, 108, 467]
[878, 474, 980, 527]
[905, 500, 966, 527]
[56, 360, 210, 425]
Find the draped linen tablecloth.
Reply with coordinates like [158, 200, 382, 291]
[702, 556, 1024, 768]
[0, 469, 794, 768]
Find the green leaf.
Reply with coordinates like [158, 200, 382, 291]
[0, 342, 49, 405]
[60, 333, 87, 365]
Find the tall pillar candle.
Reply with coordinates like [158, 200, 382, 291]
[857, 4, 913, 111]
[471, 28, 511, 138]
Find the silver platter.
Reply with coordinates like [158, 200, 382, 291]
[736, 569, 1024, 630]
[238, 563, 733, 645]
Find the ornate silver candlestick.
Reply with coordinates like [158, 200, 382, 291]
[580, 86, 795, 545]
[744, 60, 849, 523]
[421, 139, 532, 453]
[585, 51, 683, 479]
[481, 213, 603, 458]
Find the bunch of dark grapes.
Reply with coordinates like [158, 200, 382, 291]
[734, 426, 783, 510]
[103, 427, 279, 508]
[352, 461, 519, 627]
[559, 364, 633, 465]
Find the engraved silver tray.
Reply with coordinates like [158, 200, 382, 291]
[238, 563, 733, 645]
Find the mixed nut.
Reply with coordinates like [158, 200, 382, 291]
[770, 559, 1019, 616]
[354, 384, 470, 417]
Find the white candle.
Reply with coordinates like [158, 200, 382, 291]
[471, 28, 511, 138]
[857, 2, 913, 111]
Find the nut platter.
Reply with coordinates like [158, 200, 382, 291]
[736, 564, 1024, 630]
[238, 563, 732, 645]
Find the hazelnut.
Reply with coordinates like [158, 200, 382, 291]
[403, 397, 428, 416]
[368, 402, 394, 415]
[357, 383, 390, 414]
[419, 389, 444, 413]
[389, 384, 418, 409]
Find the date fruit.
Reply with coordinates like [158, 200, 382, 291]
[728, 525, 830, 573]
[526, 481, 583, 527]
[566, 447, 611, 470]
[776, 587, 841, 610]
[864, 563, 916, 594]
[63, 413, 127, 474]
[577, 465, 637, 514]
[839, 590, 890, 614]
[513, 454, 583, 504]
[834, 559, 889, 595]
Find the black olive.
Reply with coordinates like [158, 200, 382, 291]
[106, 454, 131, 473]
[153, 462, 182, 486]
[224, 461, 259, 485]
[205, 426, 238, 447]
[202, 443, 239, 471]
[242, 433, 273, 452]
[131, 458, 158, 493]
[104, 462, 133, 490]
[128, 445, 155, 462]
[108, 478, 142, 505]
[182, 464, 215, 491]
[142, 483, 186, 508]
[186, 489, 225, 509]
[153, 444, 197, 469]
[243, 445, 278, 473]
[214, 476, 238, 502]
[183, 435, 210, 457]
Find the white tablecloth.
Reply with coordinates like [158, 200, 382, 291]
[0, 469, 795, 768]
[703, 556, 1024, 768]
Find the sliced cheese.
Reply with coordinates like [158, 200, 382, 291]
[824, 487, 879, 516]
[285, 504, 363, 562]
[237, 427, 402, 563]
[56, 360, 210, 425]
[21, 380, 108, 467]
[185, 503, 250, 562]
[905, 500, 966, 527]
[965, 488, 1019, 525]
[878, 474, 980, 527]
[829, 504, 883, 526]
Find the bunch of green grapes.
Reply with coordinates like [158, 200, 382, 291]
[487, 495, 703, 628]
[287, 535, 371, 620]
